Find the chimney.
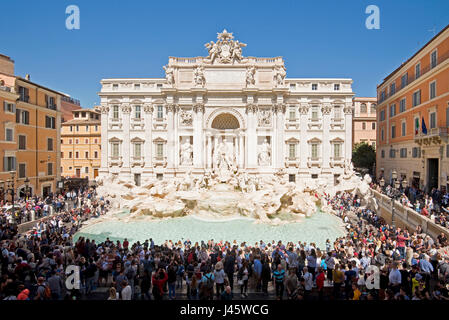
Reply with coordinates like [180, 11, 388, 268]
[0, 54, 15, 76]
[25, 74, 30, 80]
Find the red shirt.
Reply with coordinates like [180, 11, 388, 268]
[316, 272, 325, 290]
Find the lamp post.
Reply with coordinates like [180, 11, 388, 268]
[6, 171, 16, 224]
[24, 177, 30, 200]
[391, 197, 396, 229]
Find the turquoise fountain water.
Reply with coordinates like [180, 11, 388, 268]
[74, 209, 345, 249]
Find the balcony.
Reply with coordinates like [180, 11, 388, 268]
[47, 104, 57, 111]
[285, 156, 299, 167]
[153, 156, 167, 168]
[414, 127, 449, 145]
[0, 85, 11, 92]
[330, 157, 345, 168]
[109, 156, 123, 167]
[307, 157, 321, 168]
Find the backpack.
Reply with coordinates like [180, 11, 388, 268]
[205, 274, 214, 289]
[39, 285, 51, 300]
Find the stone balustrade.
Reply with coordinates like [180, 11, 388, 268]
[371, 188, 449, 240]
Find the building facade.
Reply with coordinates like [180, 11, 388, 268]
[99, 30, 354, 186]
[352, 97, 377, 148]
[0, 54, 62, 198]
[376, 24, 449, 191]
[60, 95, 82, 122]
[61, 108, 101, 181]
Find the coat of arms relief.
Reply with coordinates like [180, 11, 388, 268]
[204, 29, 247, 64]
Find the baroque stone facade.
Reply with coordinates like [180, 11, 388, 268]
[98, 30, 354, 186]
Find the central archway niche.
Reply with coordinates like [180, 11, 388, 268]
[211, 113, 240, 130]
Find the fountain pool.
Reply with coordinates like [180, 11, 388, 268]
[75, 210, 346, 249]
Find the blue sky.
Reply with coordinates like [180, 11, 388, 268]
[1, 0, 448, 108]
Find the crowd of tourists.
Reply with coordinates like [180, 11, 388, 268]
[1, 185, 449, 301]
[373, 181, 449, 230]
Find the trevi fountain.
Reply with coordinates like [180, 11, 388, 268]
[75, 151, 377, 247]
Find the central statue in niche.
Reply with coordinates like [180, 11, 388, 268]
[213, 137, 237, 182]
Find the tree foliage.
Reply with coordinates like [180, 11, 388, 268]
[352, 143, 376, 173]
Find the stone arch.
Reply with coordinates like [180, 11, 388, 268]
[207, 108, 245, 129]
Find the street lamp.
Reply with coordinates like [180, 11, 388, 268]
[6, 171, 16, 224]
[402, 179, 408, 189]
[24, 177, 30, 200]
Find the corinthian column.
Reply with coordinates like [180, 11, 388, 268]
[321, 104, 332, 169]
[299, 104, 309, 171]
[246, 104, 258, 168]
[193, 103, 205, 168]
[344, 104, 353, 161]
[143, 104, 153, 171]
[274, 103, 286, 169]
[99, 105, 109, 177]
[166, 104, 176, 168]
[121, 104, 131, 177]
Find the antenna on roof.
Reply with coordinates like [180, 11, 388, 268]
[428, 26, 436, 37]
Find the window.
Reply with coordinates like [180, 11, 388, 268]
[447, 145, 449, 158]
[157, 143, 163, 157]
[85, 167, 89, 174]
[401, 73, 408, 89]
[372, 122, 376, 130]
[85, 152, 89, 159]
[430, 112, 436, 129]
[311, 83, 318, 90]
[290, 83, 296, 90]
[21, 110, 29, 124]
[85, 139, 88, 144]
[94, 151, 98, 158]
[157, 83, 163, 88]
[412, 90, 421, 107]
[389, 149, 396, 158]
[61, 152, 63, 158]
[381, 128, 385, 141]
[413, 147, 421, 158]
[68, 139, 72, 144]
[334, 84, 340, 91]
[16, 108, 21, 123]
[94, 139, 98, 144]
[415, 63, 421, 79]
[360, 103, 367, 113]
[45, 116, 56, 129]
[289, 174, 296, 182]
[390, 83, 396, 96]
[3, 157, 16, 171]
[311, 107, 319, 120]
[389, 104, 396, 117]
[157, 106, 163, 119]
[135, 105, 141, 119]
[311, 144, 318, 158]
[75, 139, 79, 144]
[95, 125, 98, 131]
[430, 81, 436, 99]
[401, 122, 406, 136]
[334, 107, 341, 119]
[112, 143, 119, 157]
[289, 109, 296, 120]
[76, 125, 79, 132]
[5, 128, 13, 141]
[381, 150, 385, 158]
[289, 144, 296, 158]
[311, 174, 318, 179]
[75, 152, 79, 159]
[112, 84, 118, 91]
[370, 104, 376, 113]
[46, 95, 56, 110]
[400, 148, 407, 158]
[134, 143, 142, 158]
[18, 135, 26, 150]
[18, 163, 26, 178]
[399, 98, 406, 113]
[69, 152, 72, 159]
[134, 84, 140, 90]
[380, 110, 385, 121]
[334, 144, 341, 158]
[372, 141, 376, 149]
[362, 122, 366, 130]
[391, 125, 396, 138]
[85, 125, 89, 132]
[70, 126, 73, 132]
[113, 105, 119, 119]
[380, 90, 386, 102]
[156, 173, 163, 180]
[431, 50, 437, 69]
[47, 163, 53, 176]
[47, 138, 53, 151]
[18, 86, 29, 102]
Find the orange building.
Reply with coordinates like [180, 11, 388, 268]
[0, 54, 62, 198]
[376, 24, 449, 191]
[61, 108, 101, 181]
[352, 97, 377, 148]
[60, 95, 82, 122]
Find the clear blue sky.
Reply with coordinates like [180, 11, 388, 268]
[1, 0, 448, 108]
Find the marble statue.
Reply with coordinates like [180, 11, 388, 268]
[163, 65, 175, 86]
[194, 65, 206, 87]
[258, 138, 271, 166]
[180, 140, 193, 165]
[204, 29, 247, 64]
[213, 138, 236, 182]
[246, 66, 256, 87]
[258, 109, 272, 127]
[274, 65, 286, 87]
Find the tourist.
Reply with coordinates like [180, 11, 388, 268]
[152, 268, 168, 300]
[121, 280, 132, 300]
[316, 267, 325, 300]
[273, 264, 285, 300]
[237, 260, 250, 298]
[221, 285, 233, 300]
[213, 261, 225, 299]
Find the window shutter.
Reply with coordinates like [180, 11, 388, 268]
[16, 108, 20, 123]
[2, 157, 6, 171]
[3, 101, 6, 111]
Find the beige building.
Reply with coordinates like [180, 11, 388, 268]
[61, 108, 101, 181]
[352, 97, 377, 148]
